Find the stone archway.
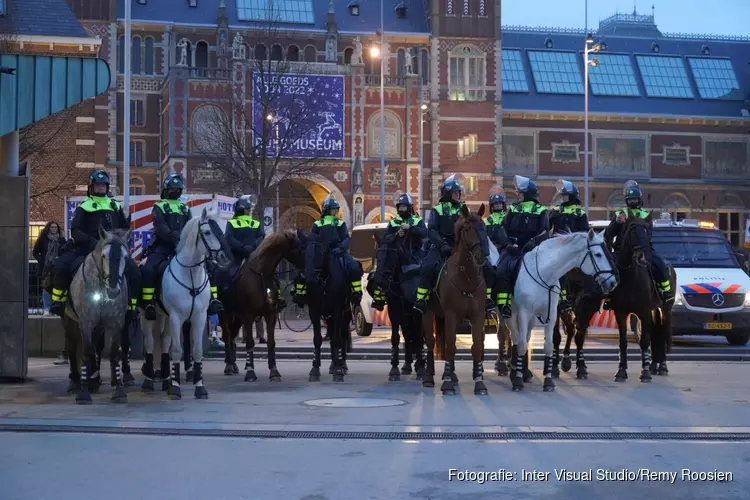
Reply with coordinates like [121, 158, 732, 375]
[277, 175, 352, 230]
[365, 206, 398, 223]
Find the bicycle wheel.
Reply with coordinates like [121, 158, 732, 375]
[281, 282, 312, 332]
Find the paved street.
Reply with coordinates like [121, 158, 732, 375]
[1, 360, 749, 499]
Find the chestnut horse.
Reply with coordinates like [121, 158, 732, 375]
[422, 203, 488, 396]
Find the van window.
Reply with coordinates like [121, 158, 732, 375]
[652, 228, 740, 269]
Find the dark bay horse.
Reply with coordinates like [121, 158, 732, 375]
[422, 203, 488, 396]
[551, 268, 589, 379]
[305, 232, 359, 382]
[219, 230, 305, 382]
[369, 233, 426, 381]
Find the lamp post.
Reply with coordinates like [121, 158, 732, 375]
[123, 0, 132, 215]
[583, 33, 600, 215]
[418, 103, 428, 215]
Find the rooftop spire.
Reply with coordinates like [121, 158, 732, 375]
[329, 0, 335, 14]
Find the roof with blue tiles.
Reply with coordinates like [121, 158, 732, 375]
[0, 0, 90, 38]
[501, 13, 750, 118]
[121, 0, 430, 34]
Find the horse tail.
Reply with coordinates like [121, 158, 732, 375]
[433, 316, 445, 361]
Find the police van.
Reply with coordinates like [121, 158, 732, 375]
[591, 216, 750, 345]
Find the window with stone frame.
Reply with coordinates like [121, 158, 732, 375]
[130, 98, 145, 127]
[551, 141, 580, 163]
[367, 111, 402, 159]
[448, 44, 486, 101]
[129, 140, 145, 167]
[662, 144, 690, 166]
[717, 194, 745, 248]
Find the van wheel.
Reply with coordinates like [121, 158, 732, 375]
[354, 305, 373, 337]
[725, 332, 750, 346]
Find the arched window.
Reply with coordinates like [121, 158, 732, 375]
[420, 48, 429, 85]
[132, 36, 142, 74]
[195, 41, 209, 68]
[661, 192, 691, 221]
[144, 37, 155, 75]
[344, 47, 353, 64]
[287, 45, 300, 61]
[130, 177, 145, 196]
[254, 44, 267, 60]
[191, 105, 227, 154]
[365, 47, 380, 74]
[304, 45, 316, 62]
[448, 43, 486, 101]
[118, 35, 125, 73]
[367, 111, 402, 159]
[270, 44, 283, 61]
[397, 48, 406, 77]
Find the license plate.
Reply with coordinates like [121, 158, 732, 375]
[704, 322, 732, 330]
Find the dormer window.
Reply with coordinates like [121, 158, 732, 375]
[395, 2, 406, 18]
[348, 0, 360, 16]
[0, 0, 6, 16]
[137, 0, 147, 5]
[188, 0, 197, 7]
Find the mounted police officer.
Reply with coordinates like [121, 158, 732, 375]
[549, 179, 589, 312]
[140, 174, 223, 320]
[223, 194, 286, 309]
[494, 175, 550, 318]
[604, 180, 673, 306]
[371, 193, 427, 311]
[483, 186, 510, 311]
[49, 170, 139, 317]
[295, 194, 362, 305]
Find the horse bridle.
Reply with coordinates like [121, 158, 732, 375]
[443, 223, 485, 300]
[578, 239, 618, 283]
[83, 239, 129, 295]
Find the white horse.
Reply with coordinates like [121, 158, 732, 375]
[508, 230, 618, 392]
[141, 206, 231, 400]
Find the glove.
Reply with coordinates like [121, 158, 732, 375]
[522, 241, 535, 253]
[332, 247, 343, 256]
[440, 244, 451, 258]
[505, 244, 520, 256]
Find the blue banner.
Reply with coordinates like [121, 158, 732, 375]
[252, 73, 345, 159]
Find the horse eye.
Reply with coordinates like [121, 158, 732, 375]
[595, 252, 602, 257]
[204, 230, 211, 235]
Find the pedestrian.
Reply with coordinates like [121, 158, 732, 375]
[209, 313, 225, 348]
[32, 220, 68, 364]
[255, 316, 266, 344]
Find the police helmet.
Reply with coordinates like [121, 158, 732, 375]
[234, 194, 256, 213]
[321, 194, 340, 215]
[89, 169, 110, 186]
[395, 193, 414, 217]
[514, 175, 539, 198]
[488, 185, 506, 212]
[556, 179, 579, 198]
[163, 174, 185, 191]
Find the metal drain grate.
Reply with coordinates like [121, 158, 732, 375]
[1, 424, 749, 442]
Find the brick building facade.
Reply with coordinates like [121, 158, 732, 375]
[35, 2, 750, 247]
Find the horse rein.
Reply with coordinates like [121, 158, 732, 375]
[82, 240, 129, 300]
[443, 225, 485, 300]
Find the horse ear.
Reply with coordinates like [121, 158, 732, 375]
[588, 228, 595, 240]
[477, 203, 486, 218]
[646, 211, 654, 221]
[201, 207, 208, 220]
[98, 225, 107, 241]
[460, 203, 470, 218]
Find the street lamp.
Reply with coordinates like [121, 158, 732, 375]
[583, 32, 601, 215]
[369, 1, 385, 222]
[418, 103, 429, 216]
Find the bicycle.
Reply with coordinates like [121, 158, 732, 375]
[280, 281, 312, 332]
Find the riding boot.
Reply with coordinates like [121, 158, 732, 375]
[485, 289, 496, 313]
[276, 289, 287, 310]
[207, 285, 223, 315]
[293, 280, 307, 307]
[559, 289, 572, 313]
[414, 283, 431, 314]
[49, 287, 67, 317]
[143, 301, 157, 321]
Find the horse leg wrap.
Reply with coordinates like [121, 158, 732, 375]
[390, 345, 399, 368]
[543, 356, 552, 377]
[245, 349, 255, 370]
[473, 361, 484, 381]
[111, 358, 121, 387]
[193, 362, 204, 387]
[641, 350, 650, 369]
[442, 361, 452, 381]
[171, 363, 181, 387]
[142, 353, 155, 379]
[160, 353, 170, 380]
[514, 351, 523, 378]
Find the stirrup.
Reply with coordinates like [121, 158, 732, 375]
[144, 303, 157, 321]
[208, 299, 223, 315]
[413, 299, 427, 313]
[499, 305, 512, 319]
[49, 301, 66, 317]
[372, 300, 385, 311]
[485, 298, 496, 312]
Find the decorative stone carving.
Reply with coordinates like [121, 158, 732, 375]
[352, 36, 364, 65]
[325, 36, 337, 63]
[232, 32, 246, 60]
[405, 47, 416, 75]
[354, 196, 364, 225]
[176, 38, 189, 66]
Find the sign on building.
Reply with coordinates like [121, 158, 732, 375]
[252, 73, 345, 159]
[744, 216, 750, 249]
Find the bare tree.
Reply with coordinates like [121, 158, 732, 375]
[192, 6, 344, 217]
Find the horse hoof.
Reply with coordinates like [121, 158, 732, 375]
[309, 374, 320, 382]
[400, 364, 412, 375]
[650, 361, 658, 375]
[122, 372, 136, 387]
[224, 364, 234, 375]
[328, 365, 334, 375]
[343, 364, 349, 375]
[474, 381, 488, 395]
[244, 370, 257, 382]
[194, 386, 209, 399]
[75, 392, 92, 405]
[141, 379, 154, 392]
[67, 381, 81, 395]
[561, 358, 572, 372]
[232, 363, 240, 374]
[543, 378, 556, 392]
[332, 373, 345, 382]
[615, 369, 628, 382]
[154, 369, 161, 379]
[161, 379, 170, 392]
[440, 380, 455, 393]
[523, 370, 533, 383]
[269, 368, 282, 381]
[185, 370, 193, 383]
[494, 361, 509, 377]
[111, 386, 128, 403]
[640, 369, 652, 383]
[658, 363, 669, 376]
[168, 385, 182, 400]
[512, 382, 524, 392]
[388, 366, 400, 381]
[88, 377, 102, 394]
[576, 371, 588, 380]
[450, 372, 459, 383]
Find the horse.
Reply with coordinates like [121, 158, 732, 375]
[139, 206, 231, 400]
[219, 229, 306, 382]
[421, 203, 488, 396]
[63, 227, 132, 404]
[304, 231, 357, 382]
[597, 211, 672, 382]
[368, 233, 426, 381]
[507, 230, 618, 392]
[550, 268, 589, 379]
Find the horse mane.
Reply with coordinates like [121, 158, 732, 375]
[94, 228, 130, 254]
[249, 229, 296, 260]
[540, 230, 589, 250]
